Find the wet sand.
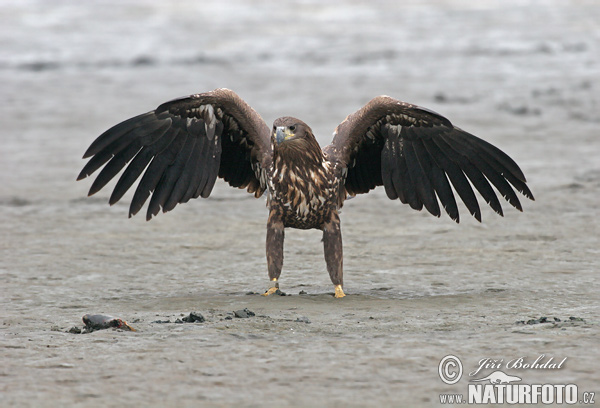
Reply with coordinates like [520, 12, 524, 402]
[1, 1, 599, 406]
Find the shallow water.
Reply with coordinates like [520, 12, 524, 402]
[1, 1, 599, 406]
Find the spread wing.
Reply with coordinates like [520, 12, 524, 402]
[77, 88, 272, 220]
[324, 96, 534, 222]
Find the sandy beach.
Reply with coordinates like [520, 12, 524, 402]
[1, 1, 599, 406]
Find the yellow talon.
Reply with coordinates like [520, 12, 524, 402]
[263, 279, 279, 296]
[263, 286, 279, 296]
[334, 285, 346, 298]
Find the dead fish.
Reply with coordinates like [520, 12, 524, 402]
[82, 314, 136, 332]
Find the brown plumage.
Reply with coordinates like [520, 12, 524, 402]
[78, 88, 534, 297]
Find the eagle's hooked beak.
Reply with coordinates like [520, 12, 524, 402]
[275, 126, 294, 145]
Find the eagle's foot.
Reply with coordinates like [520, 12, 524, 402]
[262, 279, 279, 296]
[334, 285, 346, 298]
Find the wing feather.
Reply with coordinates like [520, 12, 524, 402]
[393, 140, 422, 210]
[87, 142, 143, 197]
[403, 130, 440, 217]
[163, 136, 198, 211]
[192, 134, 213, 199]
[437, 134, 505, 215]
[453, 132, 534, 200]
[427, 137, 482, 221]
[146, 131, 198, 219]
[78, 88, 271, 219]
[82, 112, 156, 159]
[380, 138, 398, 200]
[109, 148, 155, 205]
[134, 127, 185, 219]
[199, 122, 224, 198]
[326, 95, 533, 221]
[442, 132, 531, 208]
[224, 139, 246, 187]
[179, 136, 206, 203]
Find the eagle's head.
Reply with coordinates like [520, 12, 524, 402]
[272, 117, 312, 146]
[272, 117, 322, 163]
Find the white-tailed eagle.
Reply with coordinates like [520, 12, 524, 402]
[78, 88, 533, 298]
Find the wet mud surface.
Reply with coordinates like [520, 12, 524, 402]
[1, 1, 599, 406]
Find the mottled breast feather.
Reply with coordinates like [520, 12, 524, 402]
[267, 124, 341, 229]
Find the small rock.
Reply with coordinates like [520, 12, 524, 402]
[234, 308, 255, 318]
[517, 316, 564, 325]
[182, 312, 205, 323]
[82, 314, 136, 332]
[224, 316, 233, 320]
[299, 290, 307, 295]
[569, 316, 585, 322]
[68, 326, 82, 334]
[152, 319, 171, 324]
[295, 316, 311, 324]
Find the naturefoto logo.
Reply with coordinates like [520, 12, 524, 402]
[470, 370, 521, 385]
[438, 355, 596, 405]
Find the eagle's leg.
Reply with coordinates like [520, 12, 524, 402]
[264, 210, 284, 296]
[323, 212, 345, 298]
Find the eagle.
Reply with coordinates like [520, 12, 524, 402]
[78, 88, 533, 298]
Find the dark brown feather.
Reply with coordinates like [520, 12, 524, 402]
[78, 88, 271, 219]
[163, 136, 199, 211]
[326, 95, 533, 221]
[199, 121, 224, 198]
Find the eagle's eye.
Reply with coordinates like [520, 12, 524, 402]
[289, 125, 296, 132]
